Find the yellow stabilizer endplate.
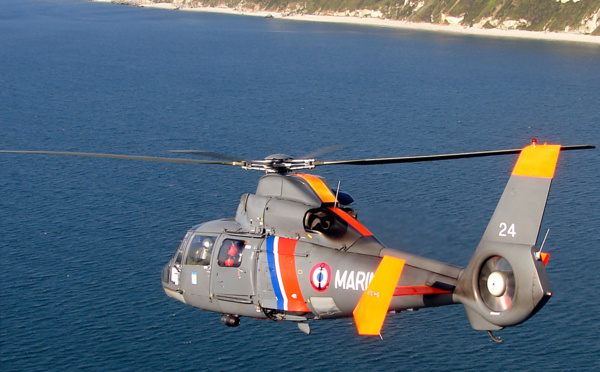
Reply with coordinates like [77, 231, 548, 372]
[353, 256, 406, 336]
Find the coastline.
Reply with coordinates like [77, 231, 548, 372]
[96, 1, 600, 45]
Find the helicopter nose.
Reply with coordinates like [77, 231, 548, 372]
[161, 262, 185, 304]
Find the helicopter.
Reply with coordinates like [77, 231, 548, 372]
[1, 139, 594, 342]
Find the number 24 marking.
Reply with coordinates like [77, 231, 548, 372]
[499, 222, 516, 237]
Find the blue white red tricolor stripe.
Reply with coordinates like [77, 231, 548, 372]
[266, 236, 310, 312]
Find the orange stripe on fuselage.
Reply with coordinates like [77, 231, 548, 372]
[512, 143, 561, 178]
[293, 173, 373, 237]
[393, 285, 452, 296]
[329, 207, 373, 237]
[277, 238, 310, 312]
[292, 173, 337, 203]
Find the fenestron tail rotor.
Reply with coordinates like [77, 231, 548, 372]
[479, 256, 515, 312]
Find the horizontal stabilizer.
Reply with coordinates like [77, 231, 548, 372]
[353, 256, 405, 336]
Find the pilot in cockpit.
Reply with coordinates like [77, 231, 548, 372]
[199, 238, 213, 264]
[186, 236, 215, 266]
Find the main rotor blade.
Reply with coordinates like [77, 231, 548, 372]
[314, 144, 595, 167]
[0, 150, 244, 166]
[168, 150, 243, 162]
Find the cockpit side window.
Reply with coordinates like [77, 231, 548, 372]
[185, 235, 216, 266]
[217, 239, 246, 268]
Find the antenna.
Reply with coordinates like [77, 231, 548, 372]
[536, 229, 550, 260]
[334, 180, 341, 209]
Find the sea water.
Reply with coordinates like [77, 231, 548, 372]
[1, 0, 599, 370]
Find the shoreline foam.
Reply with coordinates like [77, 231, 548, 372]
[98, 1, 600, 45]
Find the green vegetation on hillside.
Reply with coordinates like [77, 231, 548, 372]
[141, 0, 600, 33]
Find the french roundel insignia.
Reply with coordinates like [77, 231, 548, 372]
[310, 263, 331, 292]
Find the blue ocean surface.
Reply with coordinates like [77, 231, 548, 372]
[1, 0, 599, 370]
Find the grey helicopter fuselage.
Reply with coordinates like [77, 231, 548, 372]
[161, 172, 459, 325]
[5, 142, 591, 338]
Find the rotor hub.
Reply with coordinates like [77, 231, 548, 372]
[486, 271, 508, 297]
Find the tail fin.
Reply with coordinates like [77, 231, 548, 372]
[454, 142, 560, 331]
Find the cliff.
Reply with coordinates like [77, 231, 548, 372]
[114, 0, 600, 35]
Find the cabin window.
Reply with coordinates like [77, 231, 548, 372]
[185, 235, 216, 266]
[217, 239, 246, 268]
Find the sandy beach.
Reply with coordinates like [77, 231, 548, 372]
[98, 1, 600, 45]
